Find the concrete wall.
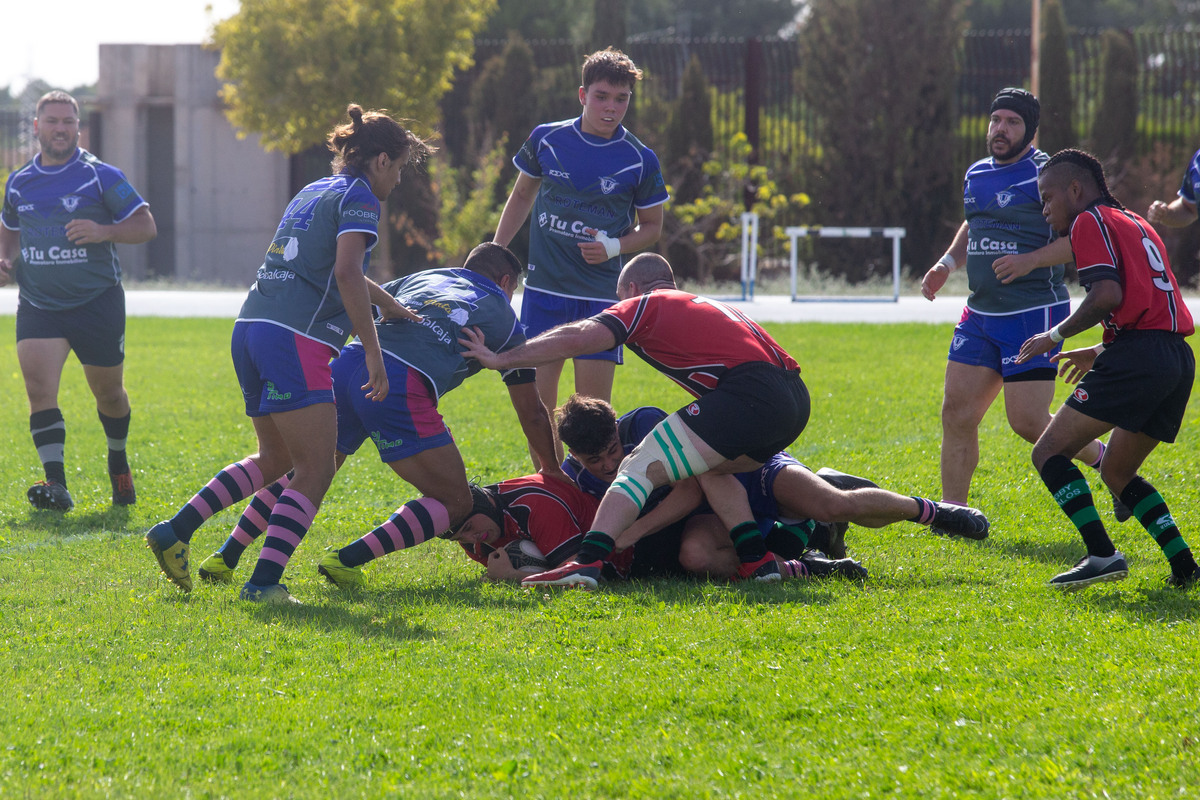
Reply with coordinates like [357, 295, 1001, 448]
[96, 44, 289, 287]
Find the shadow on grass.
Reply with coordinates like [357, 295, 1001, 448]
[989, 536, 1088, 567]
[1073, 584, 1200, 623]
[0, 506, 137, 553]
[241, 600, 440, 642]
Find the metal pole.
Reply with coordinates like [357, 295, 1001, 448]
[1031, 0, 1041, 97]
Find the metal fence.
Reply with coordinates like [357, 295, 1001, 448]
[473, 29, 1200, 193]
[463, 29, 1200, 270]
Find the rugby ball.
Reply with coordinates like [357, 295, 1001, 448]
[504, 539, 548, 573]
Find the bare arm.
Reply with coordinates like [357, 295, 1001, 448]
[921, 220, 969, 301]
[65, 206, 156, 245]
[507, 381, 571, 482]
[459, 317, 618, 371]
[334, 232, 389, 401]
[1016, 279, 1122, 364]
[493, 172, 541, 247]
[579, 203, 666, 265]
[1147, 197, 1198, 228]
[366, 278, 422, 323]
[993, 235, 1074, 284]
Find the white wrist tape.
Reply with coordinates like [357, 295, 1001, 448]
[594, 230, 621, 259]
[937, 254, 958, 272]
[1048, 325, 1065, 343]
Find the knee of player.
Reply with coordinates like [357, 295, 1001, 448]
[1008, 414, 1050, 444]
[440, 484, 475, 527]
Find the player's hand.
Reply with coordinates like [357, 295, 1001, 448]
[538, 464, 574, 485]
[1015, 332, 1055, 364]
[1147, 200, 1169, 225]
[1051, 346, 1098, 384]
[577, 240, 611, 265]
[378, 297, 423, 324]
[993, 252, 1037, 284]
[485, 549, 523, 583]
[457, 326, 503, 368]
[64, 219, 108, 244]
[920, 264, 949, 300]
[0, 258, 12, 287]
[361, 351, 390, 402]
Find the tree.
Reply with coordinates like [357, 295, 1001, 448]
[1037, 0, 1074, 157]
[665, 55, 714, 172]
[800, 0, 964, 278]
[634, 0, 801, 38]
[467, 33, 540, 173]
[211, 0, 495, 153]
[1090, 29, 1138, 167]
[481, 0, 590, 40]
[591, 0, 627, 52]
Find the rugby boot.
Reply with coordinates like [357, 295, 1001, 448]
[521, 559, 603, 589]
[27, 481, 73, 512]
[929, 502, 990, 540]
[736, 552, 782, 582]
[146, 520, 192, 593]
[110, 470, 137, 506]
[1048, 551, 1128, 592]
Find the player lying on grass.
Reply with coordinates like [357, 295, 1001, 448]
[1016, 149, 1199, 591]
[460, 254, 990, 589]
[191, 243, 568, 589]
[440, 473, 859, 585]
[556, 394, 989, 583]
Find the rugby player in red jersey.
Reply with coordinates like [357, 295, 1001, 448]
[1018, 149, 1199, 590]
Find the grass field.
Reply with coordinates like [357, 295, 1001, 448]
[1, 314, 1198, 799]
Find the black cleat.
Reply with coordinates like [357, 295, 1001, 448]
[28, 481, 74, 512]
[1049, 552, 1128, 591]
[1166, 565, 1200, 589]
[799, 549, 869, 580]
[929, 503, 989, 540]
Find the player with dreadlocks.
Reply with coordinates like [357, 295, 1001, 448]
[1016, 148, 1199, 591]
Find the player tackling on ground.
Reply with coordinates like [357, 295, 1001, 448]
[460, 253, 988, 588]
[1017, 149, 1199, 590]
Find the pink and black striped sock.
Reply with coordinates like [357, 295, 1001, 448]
[338, 497, 452, 567]
[247, 489, 318, 587]
[217, 472, 292, 568]
[171, 459, 264, 543]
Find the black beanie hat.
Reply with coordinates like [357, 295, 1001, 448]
[991, 87, 1040, 151]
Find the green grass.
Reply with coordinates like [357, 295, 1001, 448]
[1, 316, 1199, 799]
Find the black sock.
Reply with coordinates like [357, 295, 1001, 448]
[731, 520, 767, 563]
[908, 497, 937, 525]
[1040, 455, 1114, 558]
[575, 532, 616, 564]
[31, 408, 67, 486]
[1119, 476, 1198, 578]
[98, 410, 131, 474]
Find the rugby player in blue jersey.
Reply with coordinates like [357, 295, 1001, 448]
[1, 90, 157, 512]
[146, 105, 429, 603]
[921, 88, 1109, 517]
[493, 47, 668, 437]
[193, 243, 568, 588]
